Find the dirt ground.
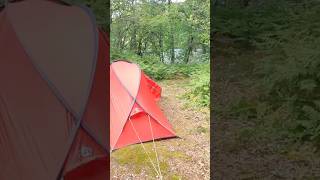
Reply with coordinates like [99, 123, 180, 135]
[111, 79, 210, 179]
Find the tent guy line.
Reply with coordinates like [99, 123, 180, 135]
[146, 114, 163, 179]
[128, 116, 162, 178]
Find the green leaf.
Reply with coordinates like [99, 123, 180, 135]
[299, 79, 317, 91]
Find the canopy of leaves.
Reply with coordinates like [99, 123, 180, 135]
[111, 0, 209, 64]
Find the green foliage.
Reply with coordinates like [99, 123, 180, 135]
[213, 0, 291, 46]
[111, 0, 209, 63]
[111, 0, 210, 108]
[257, 38, 320, 146]
[182, 64, 210, 108]
[229, 98, 259, 121]
[254, 2, 320, 146]
[112, 51, 206, 80]
[215, 0, 320, 148]
[68, 0, 109, 30]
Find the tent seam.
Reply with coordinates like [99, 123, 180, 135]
[4, 9, 81, 120]
[110, 64, 141, 151]
[56, 4, 107, 180]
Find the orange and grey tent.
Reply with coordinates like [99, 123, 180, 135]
[0, 0, 109, 180]
[110, 60, 176, 150]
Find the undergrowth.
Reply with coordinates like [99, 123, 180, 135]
[214, 0, 320, 149]
[111, 51, 206, 80]
[182, 64, 210, 108]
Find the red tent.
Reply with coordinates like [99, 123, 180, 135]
[110, 60, 176, 150]
[0, 0, 109, 179]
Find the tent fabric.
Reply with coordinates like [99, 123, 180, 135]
[144, 74, 162, 101]
[110, 61, 176, 150]
[7, 0, 97, 117]
[0, 1, 109, 180]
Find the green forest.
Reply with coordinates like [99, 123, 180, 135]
[109, 1, 210, 178]
[213, 0, 320, 178]
[110, 0, 210, 108]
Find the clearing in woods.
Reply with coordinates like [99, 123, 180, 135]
[111, 78, 210, 179]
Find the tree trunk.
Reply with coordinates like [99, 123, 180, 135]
[129, 0, 137, 51]
[118, 32, 125, 51]
[159, 33, 164, 62]
[168, 0, 175, 64]
[169, 34, 175, 64]
[142, 41, 148, 55]
[130, 28, 137, 51]
[184, 36, 194, 63]
[120, 32, 126, 50]
[242, 0, 250, 7]
[202, 44, 207, 54]
[136, 38, 143, 57]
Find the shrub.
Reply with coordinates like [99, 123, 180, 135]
[182, 64, 210, 108]
[215, 0, 320, 147]
[111, 51, 205, 80]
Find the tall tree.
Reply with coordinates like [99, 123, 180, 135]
[111, 0, 209, 63]
[168, 0, 175, 63]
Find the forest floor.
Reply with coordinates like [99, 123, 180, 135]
[212, 51, 320, 179]
[111, 78, 210, 180]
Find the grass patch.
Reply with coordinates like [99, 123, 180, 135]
[169, 174, 184, 180]
[196, 125, 209, 134]
[112, 143, 190, 177]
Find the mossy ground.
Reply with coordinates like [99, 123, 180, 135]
[112, 143, 189, 178]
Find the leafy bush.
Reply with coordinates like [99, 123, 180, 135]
[182, 64, 210, 108]
[111, 51, 204, 80]
[253, 1, 320, 146]
[215, 0, 320, 147]
[256, 37, 320, 145]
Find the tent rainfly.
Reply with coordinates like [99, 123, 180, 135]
[110, 60, 176, 151]
[0, 0, 109, 180]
